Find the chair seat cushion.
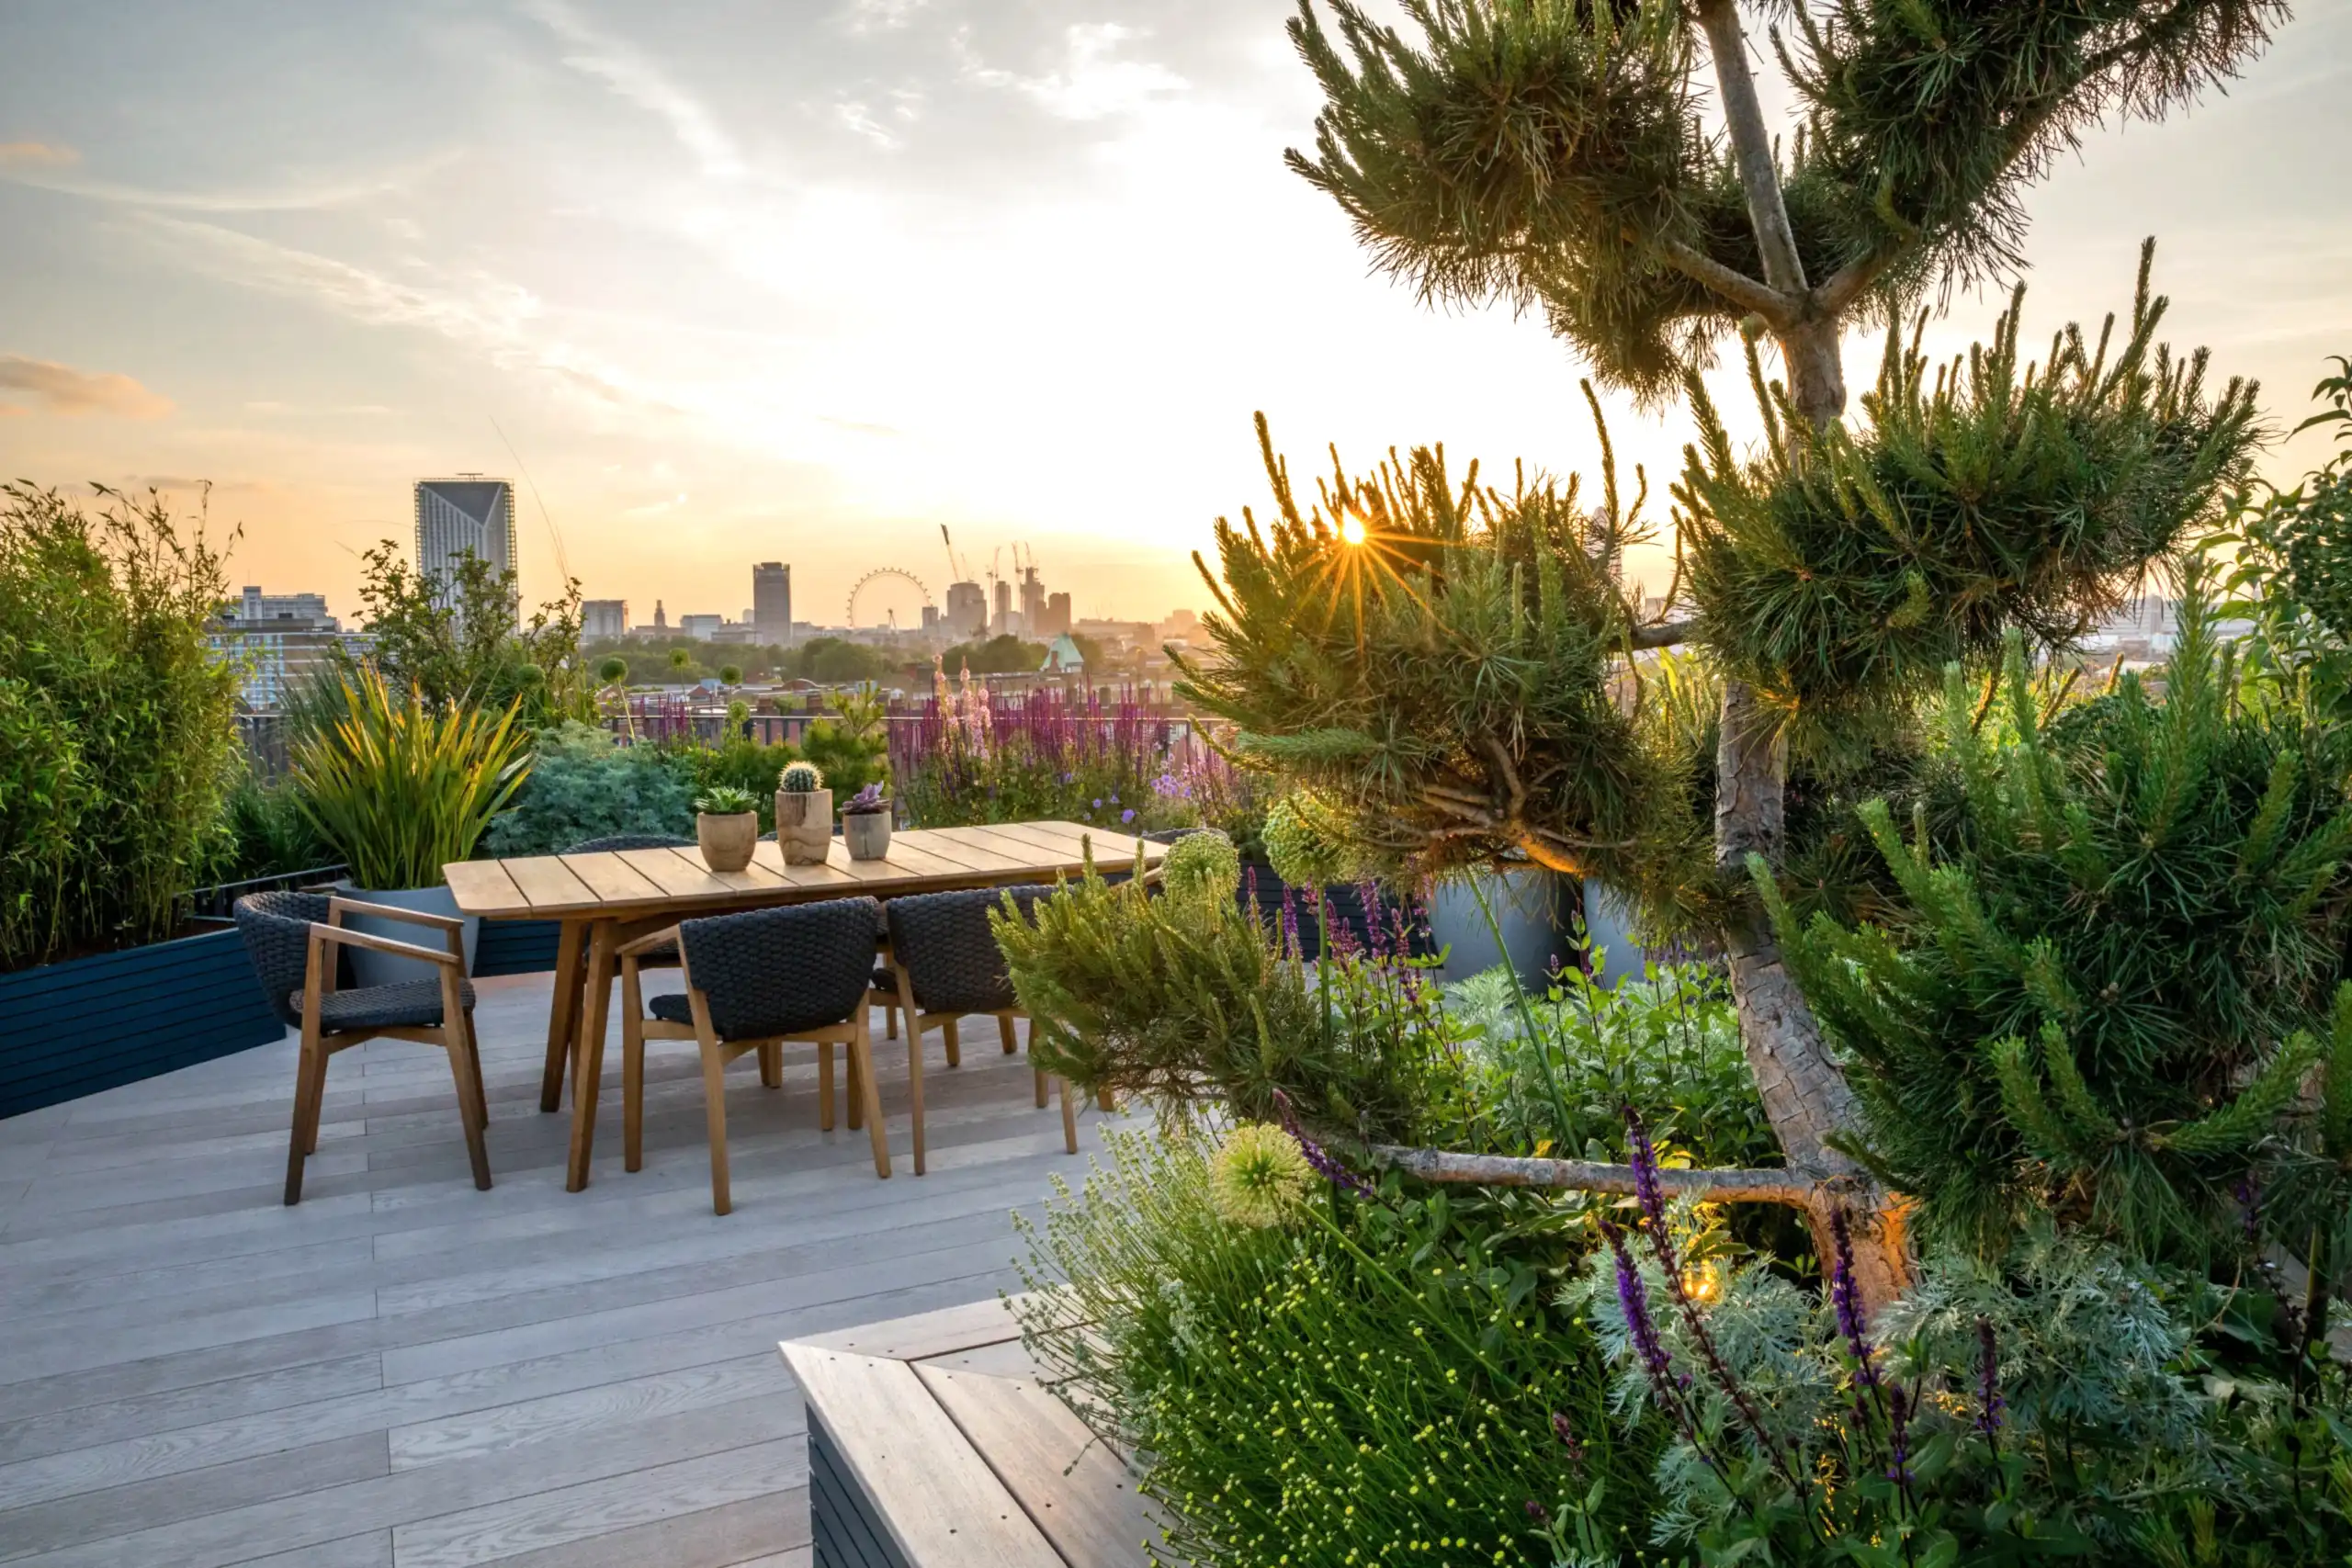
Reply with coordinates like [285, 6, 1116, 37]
[304, 978, 477, 1032]
[648, 991, 696, 1026]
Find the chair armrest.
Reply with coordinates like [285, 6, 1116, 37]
[310, 923, 461, 967]
[617, 925, 683, 959]
[329, 896, 465, 932]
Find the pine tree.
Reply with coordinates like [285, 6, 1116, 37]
[1182, 0, 2282, 1299]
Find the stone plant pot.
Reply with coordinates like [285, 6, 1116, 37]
[775, 788, 833, 865]
[842, 811, 892, 863]
[338, 882, 479, 988]
[696, 811, 759, 874]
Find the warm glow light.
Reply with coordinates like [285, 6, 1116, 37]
[1339, 514, 1367, 546]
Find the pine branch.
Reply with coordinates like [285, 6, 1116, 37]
[1694, 0, 1808, 297]
[1631, 616, 1700, 650]
[1663, 241, 1794, 328]
[1371, 1145, 1812, 1209]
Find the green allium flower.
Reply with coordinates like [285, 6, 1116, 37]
[1261, 790, 1358, 888]
[1160, 829, 1240, 906]
[1208, 1122, 1313, 1229]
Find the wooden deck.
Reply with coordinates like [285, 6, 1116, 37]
[0, 969, 1128, 1568]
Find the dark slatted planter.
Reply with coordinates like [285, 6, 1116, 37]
[0, 929, 283, 1119]
[474, 918, 563, 977]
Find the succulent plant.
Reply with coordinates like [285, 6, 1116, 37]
[842, 781, 891, 816]
[694, 784, 760, 817]
[777, 761, 824, 793]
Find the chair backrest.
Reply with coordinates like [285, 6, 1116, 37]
[562, 834, 693, 854]
[885, 885, 1050, 1017]
[675, 897, 885, 1041]
[234, 890, 334, 1027]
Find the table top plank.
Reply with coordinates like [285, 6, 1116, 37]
[502, 853, 599, 912]
[559, 851, 667, 906]
[447, 820, 1165, 921]
[442, 858, 526, 916]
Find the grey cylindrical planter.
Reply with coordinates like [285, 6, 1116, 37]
[338, 883, 478, 987]
[1425, 868, 1564, 987]
[775, 789, 832, 864]
[696, 811, 759, 873]
[842, 812, 892, 862]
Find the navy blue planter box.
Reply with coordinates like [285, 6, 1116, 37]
[1236, 859, 1433, 960]
[475, 919, 564, 977]
[0, 929, 283, 1120]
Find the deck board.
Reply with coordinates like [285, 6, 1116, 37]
[0, 968, 1134, 1566]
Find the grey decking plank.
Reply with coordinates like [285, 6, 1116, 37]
[459, 1489, 809, 1568]
[0, 1429, 389, 1559]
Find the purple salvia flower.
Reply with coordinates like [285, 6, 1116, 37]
[1272, 1089, 1375, 1198]
[1523, 1500, 1549, 1524]
[1551, 1411, 1588, 1474]
[1601, 1222, 1684, 1393]
[1623, 1105, 1670, 1243]
[1885, 1383, 1915, 1490]
[1828, 1207, 1883, 1393]
[1974, 1315, 2004, 1446]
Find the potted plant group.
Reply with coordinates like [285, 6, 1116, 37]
[693, 784, 761, 873]
[290, 667, 531, 987]
[842, 781, 893, 862]
[775, 761, 831, 865]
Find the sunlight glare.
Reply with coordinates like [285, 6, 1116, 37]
[1339, 514, 1367, 546]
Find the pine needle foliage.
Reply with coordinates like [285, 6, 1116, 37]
[1766, 587, 2352, 1259]
[1172, 412, 1675, 887]
[1682, 245, 2262, 741]
[1287, 0, 2283, 398]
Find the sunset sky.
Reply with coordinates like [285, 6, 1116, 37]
[3, 0, 2347, 630]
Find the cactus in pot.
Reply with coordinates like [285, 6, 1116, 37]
[775, 761, 831, 865]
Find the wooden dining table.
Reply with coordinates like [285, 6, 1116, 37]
[443, 819, 1166, 1191]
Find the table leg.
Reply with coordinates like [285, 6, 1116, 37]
[539, 919, 586, 1113]
[566, 922, 618, 1191]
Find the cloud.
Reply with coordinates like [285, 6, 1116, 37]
[0, 141, 78, 168]
[523, 0, 747, 182]
[0, 355, 173, 418]
[0, 152, 458, 213]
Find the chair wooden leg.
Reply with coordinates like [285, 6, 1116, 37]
[445, 1027, 493, 1191]
[699, 1034, 733, 1215]
[1058, 1076, 1079, 1155]
[845, 1043, 865, 1131]
[907, 1028, 927, 1177]
[621, 963, 647, 1173]
[998, 1014, 1016, 1055]
[818, 1040, 836, 1132]
[285, 1034, 322, 1206]
[852, 1017, 889, 1179]
[941, 1017, 960, 1070]
[885, 1000, 898, 1040]
[463, 1012, 489, 1131]
[1098, 1086, 1115, 1114]
[1034, 1066, 1049, 1111]
[758, 1043, 782, 1089]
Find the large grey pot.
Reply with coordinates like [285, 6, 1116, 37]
[1425, 869, 1566, 988]
[337, 882, 479, 988]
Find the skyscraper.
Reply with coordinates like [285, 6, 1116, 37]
[413, 478, 516, 615]
[582, 600, 628, 639]
[945, 581, 987, 638]
[752, 563, 792, 643]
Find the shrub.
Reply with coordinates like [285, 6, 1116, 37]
[897, 667, 1170, 830]
[0, 483, 242, 969]
[345, 540, 593, 728]
[1770, 586, 2352, 1260]
[799, 686, 889, 796]
[1015, 1129, 1656, 1567]
[291, 668, 531, 889]
[209, 770, 337, 883]
[682, 735, 798, 829]
[482, 723, 695, 857]
[996, 851, 1465, 1144]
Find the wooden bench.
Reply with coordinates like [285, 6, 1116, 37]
[779, 1297, 1153, 1567]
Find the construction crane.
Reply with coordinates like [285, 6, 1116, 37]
[939, 525, 972, 585]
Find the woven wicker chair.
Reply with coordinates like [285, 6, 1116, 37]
[235, 890, 490, 1204]
[871, 886, 1085, 1159]
[618, 897, 892, 1213]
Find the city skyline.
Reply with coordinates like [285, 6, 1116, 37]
[3, 2, 2348, 624]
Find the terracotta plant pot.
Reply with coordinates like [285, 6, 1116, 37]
[775, 788, 833, 865]
[842, 811, 892, 863]
[697, 811, 759, 874]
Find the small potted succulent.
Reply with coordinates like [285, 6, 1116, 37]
[775, 761, 831, 865]
[841, 782, 893, 862]
[694, 784, 761, 873]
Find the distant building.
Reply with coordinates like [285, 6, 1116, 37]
[681, 613, 724, 641]
[209, 589, 348, 712]
[1040, 592, 1072, 638]
[753, 563, 792, 643]
[1076, 617, 1155, 649]
[1041, 634, 1085, 673]
[945, 581, 987, 638]
[650, 600, 668, 633]
[990, 579, 1016, 638]
[922, 604, 940, 634]
[232, 586, 336, 629]
[1157, 608, 1199, 646]
[582, 599, 628, 639]
[1019, 568, 1046, 635]
[413, 478, 516, 618]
